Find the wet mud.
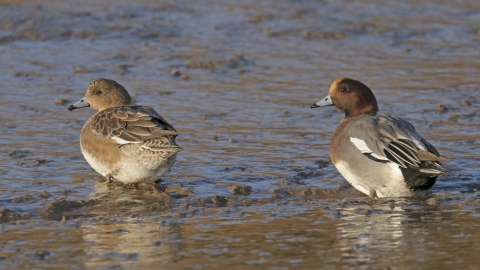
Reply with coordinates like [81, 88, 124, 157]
[1, 0, 480, 268]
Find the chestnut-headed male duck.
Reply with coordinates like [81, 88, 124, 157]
[68, 79, 181, 189]
[311, 78, 448, 198]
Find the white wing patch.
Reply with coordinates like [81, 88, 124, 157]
[349, 137, 371, 153]
[350, 137, 389, 161]
[112, 136, 141, 145]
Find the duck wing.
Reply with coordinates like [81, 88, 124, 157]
[347, 114, 448, 176]
[91, 106, 179, 147]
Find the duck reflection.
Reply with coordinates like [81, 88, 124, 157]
[332, 197, 476, 268]
[81, 218, 183, 268]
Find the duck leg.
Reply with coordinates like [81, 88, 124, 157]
[106, 174, 114, 190]
[106, 178, 166, 194]
[369, 190, 378, 199]
[106, 174, 123, 189]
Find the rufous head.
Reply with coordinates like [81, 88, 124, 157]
[311, 77, 379, 118]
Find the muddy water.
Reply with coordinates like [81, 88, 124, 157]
[1, 0, 480, 268]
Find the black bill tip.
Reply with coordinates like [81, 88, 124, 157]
[68, 105, 77, 111]
[311, 104, 320, 109]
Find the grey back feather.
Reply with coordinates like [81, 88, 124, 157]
[347, 114, 448, 172]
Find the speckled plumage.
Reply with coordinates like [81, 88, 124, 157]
[70, 78, 181, 184]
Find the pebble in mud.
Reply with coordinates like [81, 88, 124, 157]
[11, 195, 34, 204]
[186, 55, 250, 69]
[171, 69, 181, 77]
[35, 159, 48, 166]
[152, 241, 163, 247]
[117, 64, 132, 75]
[315, 160, 330, 168]
[357, 208, 372, 216]
[389, 202, 395, 210]
[246, 13, 277, 24]
[301, 30, 344, 40]
[13, 71, 33, 77]
[242, 198, 253, 206]
[190, 208, 201, 215]
[229, 185, 253, 196]
[54, 99, 69, 105]
[164, 183, 193, 198]
[187, 61, 217, 69]
[0, 208, 30, 221]
[263, 28, 271, 36]
[8, 150, 31, 159]
[257, 198, 272, 204]
[73, 66, 87, 73]
[437, 104, 450, 112]
[27, 250, 51, 260]
[210, 195, 229, 207]
[40, 191, 51, 198]
[426, 198, 437, 206]
[448, 114, 459, 122]
[175, 212, 188, 218]
[461, 97, 476, 106]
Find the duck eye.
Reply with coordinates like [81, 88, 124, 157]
[340, 87, 348, 93]
[95, 90, 102, 95]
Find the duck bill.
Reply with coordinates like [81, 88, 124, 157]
[311, 95, 333, 109]
[68, 97, 90, 111]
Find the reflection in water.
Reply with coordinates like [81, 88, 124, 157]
[81, 219, 182, 268]
[1, 198, 480, 268]
[337, 202, 407, 268]
[336, 199, 480, 269]
[76, 205, 341, 269]
[338, 201, 409, 267]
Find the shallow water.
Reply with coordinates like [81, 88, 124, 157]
[1, 0, 480, 268]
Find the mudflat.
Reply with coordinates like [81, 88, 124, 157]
[1, 0, 479, 268]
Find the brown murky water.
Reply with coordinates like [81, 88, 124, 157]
[1, 0, 480, 268]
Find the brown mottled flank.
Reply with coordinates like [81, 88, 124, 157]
[80, 120, 122, 168]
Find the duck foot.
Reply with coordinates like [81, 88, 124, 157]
[369, 190, 378, 199]
[105, 177, 167, 194]
[122, 181, 167, 194]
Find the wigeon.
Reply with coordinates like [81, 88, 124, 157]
[68, 78, 181, 188]
[311, 78, 448, 198]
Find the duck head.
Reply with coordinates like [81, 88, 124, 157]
[68, 78, 132, 111]
[311, 77, 379, 118]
